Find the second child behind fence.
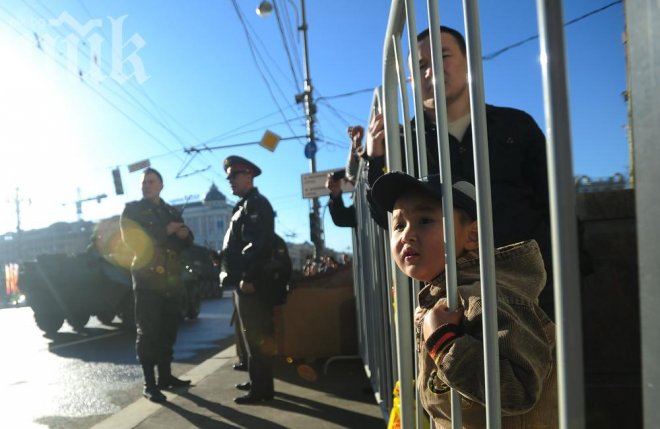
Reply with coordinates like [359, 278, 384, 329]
[371, 171, 558, 429]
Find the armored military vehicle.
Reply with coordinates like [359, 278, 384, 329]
[17, 218, 218, 334]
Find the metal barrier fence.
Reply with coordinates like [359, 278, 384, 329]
[346, 0, 625, 428]
[625, 1, 660, 428]
[354, 0, 660, 429]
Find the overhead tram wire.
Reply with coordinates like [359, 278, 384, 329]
[234, 0, 303, 98]
[69, 0, 233, 174]
[316, 87, 376, 101]
[277, 0, 304, 80]
[22, 1, 220, 181]
[23, 0, 223, 181]
[230, 0, 303, 142]
[0, 6, 174, 157]
[482, 0, 623, 60]
[317, 98, 369, 124]
[30, 0, 223, 177]
[24, 0, 174, 128]
[199, 106, 300, 144]
[240, 4, 301, 95]
[0, 8, 205, 183]
[0, 9, 185, 176]
[273, 0, 303, 89]
[199, 116, 306, 146]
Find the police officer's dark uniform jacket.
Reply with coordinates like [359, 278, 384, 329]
[120, 197, 193, 391]
[222, 184, 276, 400]
[222, 186, 275, 293]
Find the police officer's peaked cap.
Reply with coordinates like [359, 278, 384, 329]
[223, 155, 262, 177]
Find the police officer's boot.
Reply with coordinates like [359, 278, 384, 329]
[142, 364, 167, 403]
[157, 362, 191, 390]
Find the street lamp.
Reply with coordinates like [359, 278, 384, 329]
[255, 1, 273, 17]
[256, 0, 324, 258]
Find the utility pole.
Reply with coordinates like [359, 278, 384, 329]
[298, 0, 324, 258]
[63, 188, 108, 222]
[12, 188, 27, 262]
[256, 0, 324, 257]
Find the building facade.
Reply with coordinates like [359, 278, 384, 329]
[1, 184, 344, 279]
[175, 183, 233, 251]
[0, 221, 95, 266]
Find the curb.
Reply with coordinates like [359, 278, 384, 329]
[90, 346, 236, 429]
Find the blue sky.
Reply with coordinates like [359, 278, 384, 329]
[0, 0, 627, 253]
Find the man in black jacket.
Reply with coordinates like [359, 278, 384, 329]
[120, 168, 194, 403]
[220, 155, 276, 404]
[366, 26, 553, 317]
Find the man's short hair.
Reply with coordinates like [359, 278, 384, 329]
[143, 167, 163, 184]
[417, 26, 467, 56]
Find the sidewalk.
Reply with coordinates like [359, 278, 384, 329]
[92, 345, 386, 429]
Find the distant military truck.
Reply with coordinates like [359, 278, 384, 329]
[18, 247, 214, 335]
[17, 213, 221, 334]
[18, 251, 134, 334]
[181, 244, 223, 302]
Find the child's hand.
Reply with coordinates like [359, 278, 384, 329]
[423, 300, 464, 340]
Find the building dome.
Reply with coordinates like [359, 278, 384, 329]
[204, 183, 226, 203]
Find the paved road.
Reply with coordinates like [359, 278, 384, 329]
[0, 295, 234, 429]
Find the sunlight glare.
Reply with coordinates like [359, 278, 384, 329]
[0, 30, 87, 230]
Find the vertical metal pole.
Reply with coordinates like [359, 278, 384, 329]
[14, 188, 23, 262]
[426, 2, 462, 424]
[462, 1, 501, 427]
[392, 35, 415, 174]
[404, 0, 428, 177]
[299, 0, 324, 257]
[535, 1, 585, 428]
[382, 4, 416, 427]
[624, 1, 660, 427]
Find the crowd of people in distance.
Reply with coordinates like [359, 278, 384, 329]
[302, 254, 350, 277]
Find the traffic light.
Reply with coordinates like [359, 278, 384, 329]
[112, 168, 124, 195]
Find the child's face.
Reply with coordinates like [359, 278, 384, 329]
[390, 191, 475, 283]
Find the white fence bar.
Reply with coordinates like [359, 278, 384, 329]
[535, 1, 585, 428]
[625, 0, 660, 428]
[393, 34, 416, 173]
[426, 2, 464, 425]
[462, 1, 501, 427]
[382, 2, 415, 427]
[404, 0, 428, 177]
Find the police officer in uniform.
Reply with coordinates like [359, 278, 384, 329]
[220, 155, 276, 404]
[120, 168, 193, 403]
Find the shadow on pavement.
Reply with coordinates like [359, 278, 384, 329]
[172, 391, 289, 429]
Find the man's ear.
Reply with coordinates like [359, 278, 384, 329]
[464, 220, 479, 251]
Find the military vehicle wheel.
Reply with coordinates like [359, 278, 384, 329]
[187, 286, 201, 319]
[67, 313, 90, 331]
[97, 311, 116, 325]
[34, 313, 64, 335]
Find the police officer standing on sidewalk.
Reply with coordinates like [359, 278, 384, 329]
[220, 155, 276, 404]
[120, 167, 194, 403]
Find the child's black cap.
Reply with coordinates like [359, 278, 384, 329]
[371, 171, 477, 220]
